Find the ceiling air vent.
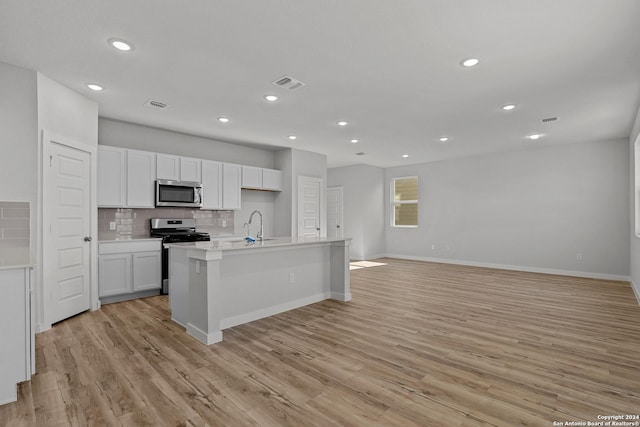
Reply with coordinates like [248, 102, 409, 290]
[144, 99, 169, 109]
[541, 117, 558, 123]
[272, 75, 306, 90]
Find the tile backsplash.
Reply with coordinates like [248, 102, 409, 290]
[98, 207, 235, 240]
[0, 201, 30, 248]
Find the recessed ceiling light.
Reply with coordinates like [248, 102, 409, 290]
[337, 121, 348, 126]
[502, 104, 516, 111]
[264, 95, 278, 102]
[86, 83, 103, 91]
[288, 135, 297, 140]
[439, 137, 449, 142]
[402, 154, 409, 158]
[217, 117, 230, 123]
[527, 133, 543, 140]
[350, 139, 359, 144]
[460, 58, 480, 67]
[108, 38, 134, 52]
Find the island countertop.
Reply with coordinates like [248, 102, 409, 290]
[166, 236, 351, 252]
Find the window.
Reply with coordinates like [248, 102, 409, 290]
[391, 176, 418, 227]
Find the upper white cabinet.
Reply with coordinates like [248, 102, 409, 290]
[241, 166, 283, 192]
[156, 153, 180, 181]
[222, 163, 242, 210]
[242, 166, 263, 189]
[180, 157, 202, 183]
[97, 146, 126, 207]
[201, 160, 223, 210]
[262, 169, 283, 191]
[126, 149, 156, 208]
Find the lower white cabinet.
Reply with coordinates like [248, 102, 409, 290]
[0, 267, 33, 405]
[99, 240, 162, 302]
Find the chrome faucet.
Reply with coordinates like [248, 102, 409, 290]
[248, 210, 263, 241]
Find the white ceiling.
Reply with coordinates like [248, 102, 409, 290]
[1, 0, 639, 168]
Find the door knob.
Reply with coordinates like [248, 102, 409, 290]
[84, 236, 92, 242]
[337, 225, 341, 228]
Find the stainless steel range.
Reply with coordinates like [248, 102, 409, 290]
[150, 218, 210, 294]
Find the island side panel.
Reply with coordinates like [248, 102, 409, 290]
[218, 244, 330, 329]
[330, 239, 351, 301]
[186, 250, 223, 345]
[168, 246, 189, 327]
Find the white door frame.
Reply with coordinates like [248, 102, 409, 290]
[39, 130, 98, 331]
[297, 176, 326, 238]
[327, 186, 344, 238]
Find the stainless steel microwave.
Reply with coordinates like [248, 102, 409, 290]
[155, 180, 203, 208]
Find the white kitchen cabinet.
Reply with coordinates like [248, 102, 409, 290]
[201, 160, 223, 210]
[240, 167, 282, 191]
[222, 163, 242, 210]
[97, 146, 126, 207]
[126, 149, 156, 208]
[156, 153, 181, 180]
[262, 168, 283, 191]
[242, 165, 263, 189]
[99, 240, 162, 303]
[0, 267, 33, 405]
[180, 156, 202, 183]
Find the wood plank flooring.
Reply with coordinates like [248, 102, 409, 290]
[2, 258, 640, 426]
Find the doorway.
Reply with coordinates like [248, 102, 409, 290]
[42, 132, 96, 325]
[297, 176, 323, 238]
[327, 186, 343, 238]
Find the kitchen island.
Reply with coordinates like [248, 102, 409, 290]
[167, 237, 351, 345]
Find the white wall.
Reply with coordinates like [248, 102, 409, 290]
[37, 74, 99, 146]
[0, 62, 38, 250]
[273, 149, 292, 237]
[36, 73, 99, 331]
[99, 118, 274, 168]
[237, 190, 275, 238]
[328, 164, 385, 260]
[629, 107, 640, 299]
[384, 139, 630, 278]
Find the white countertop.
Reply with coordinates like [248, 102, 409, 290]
[0, 248, 36, 270]
[167, 236, 350, 252]
[98, 237, 163, 243]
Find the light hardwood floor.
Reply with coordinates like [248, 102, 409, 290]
[2, 258, 640, 426]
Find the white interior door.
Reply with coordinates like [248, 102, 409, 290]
[47, 141, 92, 324]
[327, 186, 343, 238]
[298, 176, 322, 237]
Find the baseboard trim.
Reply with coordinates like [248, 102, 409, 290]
[630, 279, 640, 306]
[220, 292, 331, 330]
[381, 253, 631, 282]
[186, 323, 223, 345]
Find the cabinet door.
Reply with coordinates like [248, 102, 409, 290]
[98, 146, 126, 207]
[241, 165, 262, 189]
[133, 251, 161, 292]
[0, 268, 28, 404]
[99, 253, 132, 297]
[156, 154, 180, 180]
[180, 157, 202, 183]
[201, 160, 223, 210]
[262, 169, 283, 191]
[126, 149, 156, 208]
[222, 163, 242, 210]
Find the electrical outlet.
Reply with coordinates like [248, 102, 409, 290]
[289, 273, 295, 284]
[109, 221, 116, 231]
[222, 220, 227, 227]
[576, 252, 583, 261]
[431, 244, 436, 250]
